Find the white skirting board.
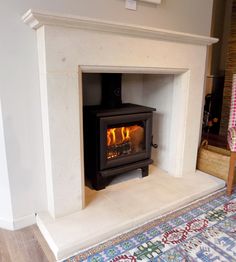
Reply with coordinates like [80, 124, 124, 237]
[0, 214, 36, 231]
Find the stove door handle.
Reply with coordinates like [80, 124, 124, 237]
[151, 135, 158, 149]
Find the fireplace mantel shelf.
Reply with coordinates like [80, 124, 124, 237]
[22, 9, 218, 46]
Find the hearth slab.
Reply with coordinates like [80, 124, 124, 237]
[36, 166, 225, 261]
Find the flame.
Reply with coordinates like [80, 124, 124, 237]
[107, 130, 111, 146]
[121, 127, 130, 142]
[107, 125, 140, 146]
[111, 128, 116, 145]
[107, 128, 116, 146]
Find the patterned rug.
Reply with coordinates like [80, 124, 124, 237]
[64, 189, 236, 261]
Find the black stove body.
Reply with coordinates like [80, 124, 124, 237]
[83, 74, 156, 190]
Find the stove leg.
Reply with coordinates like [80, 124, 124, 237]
[141, 166, 149, 177]
[93, 175, 107, 190]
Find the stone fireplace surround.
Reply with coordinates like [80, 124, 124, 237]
[22, 9, 223, 260]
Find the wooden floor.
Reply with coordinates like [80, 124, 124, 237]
[0, 225, 56, 262]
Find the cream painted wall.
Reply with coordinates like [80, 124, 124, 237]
[0, 0, 213, 228]
[0, 100, 13, 229]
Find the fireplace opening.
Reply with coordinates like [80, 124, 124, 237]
[83, 73, 156, 190]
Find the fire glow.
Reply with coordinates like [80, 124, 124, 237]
[107, 125, 144, 159]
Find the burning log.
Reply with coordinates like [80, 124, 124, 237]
[107, 141, 132, 159]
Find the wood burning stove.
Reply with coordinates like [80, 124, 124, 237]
[83, 74, 156, 190]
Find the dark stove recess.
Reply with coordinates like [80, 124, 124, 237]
[83, 74, 156, 190]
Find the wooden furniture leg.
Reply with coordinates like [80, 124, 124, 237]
[227, 152, 236, 195]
